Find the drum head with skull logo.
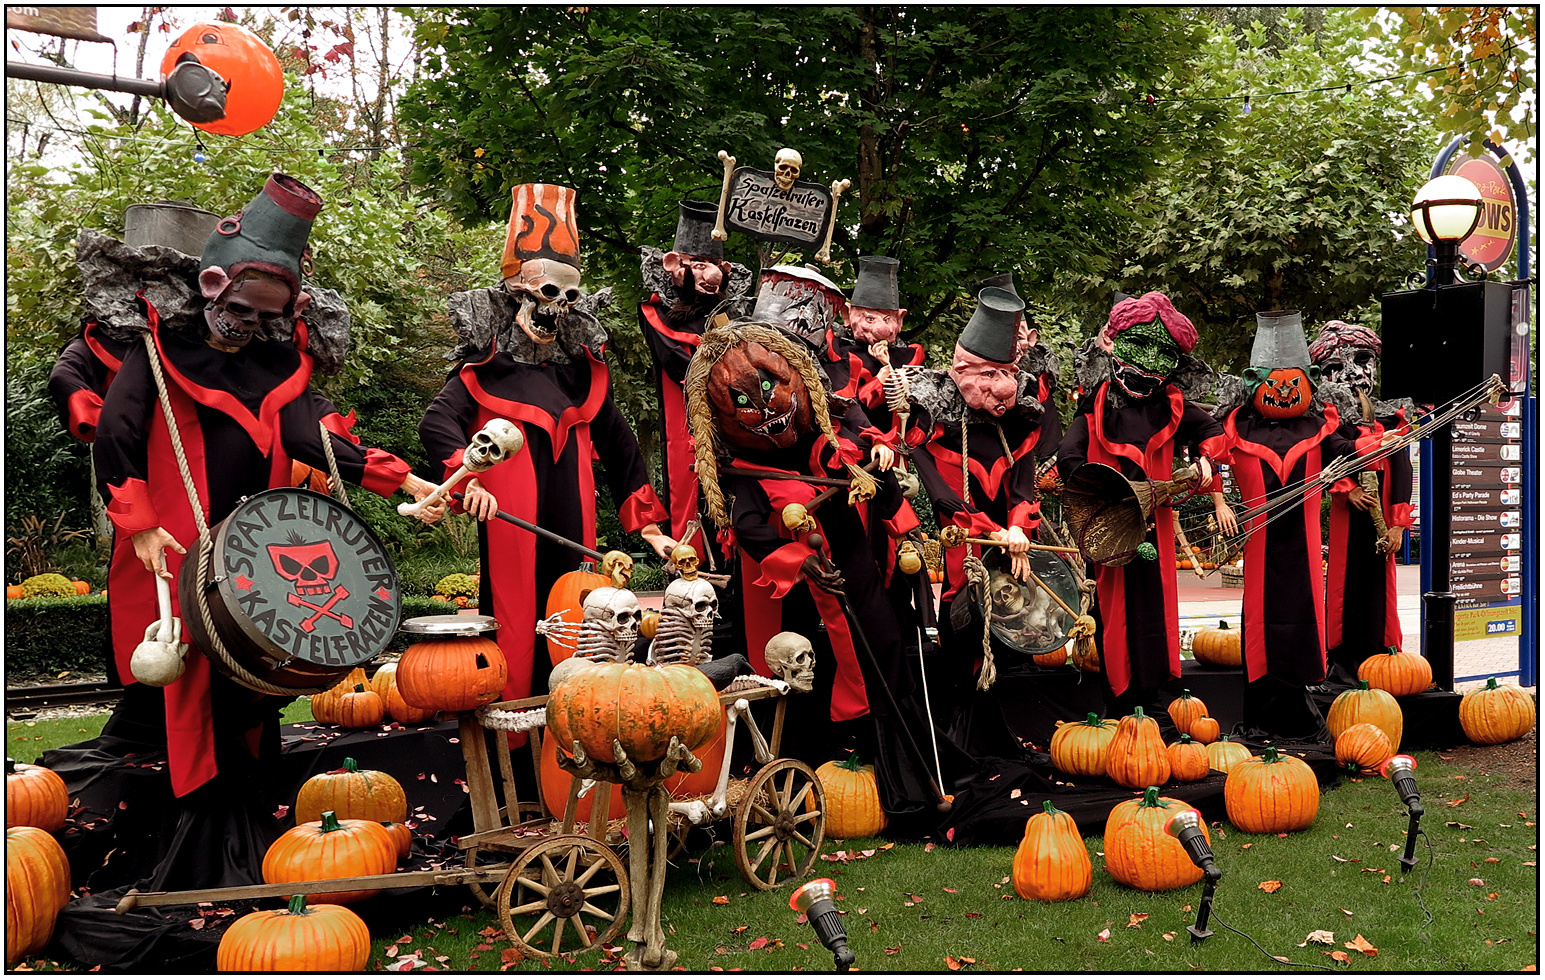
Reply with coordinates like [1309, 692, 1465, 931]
[981, 548, 1081, 656]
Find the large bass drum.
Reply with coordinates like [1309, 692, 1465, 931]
[982, 548, 1082, 657]
[179, 488, 402, 695]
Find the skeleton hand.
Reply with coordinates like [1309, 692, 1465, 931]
[459, 477, 498, 521]
[1347, 486, 1377, 512]
[639, 523, 676, 560]
[401, 473, 449, 524]
[800, 554, 846, 596]
[535, 611, 582, 650]
[870, 443, 896, 472]
[132, 527, 185, 581]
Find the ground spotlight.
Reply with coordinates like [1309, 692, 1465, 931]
[790, 877, 854, 971]
[1381, 754, 1424, 871]
[1165, 808, 1221, 942]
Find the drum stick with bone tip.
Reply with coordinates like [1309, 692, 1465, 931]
[806, 533, 952, 814]
[398, 420, 525, 519]
[780, 460, 882, 532]
[936, 525, 1082, 555]
[451, 492, 605, 563]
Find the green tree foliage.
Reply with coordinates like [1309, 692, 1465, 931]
[398, 6, 1219, 358]
[1098, 11, 1440, 371]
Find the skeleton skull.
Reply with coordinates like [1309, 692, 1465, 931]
[600, 550, 634, 588]
[464, 419, 524, 472]
[670, 543, 701, 581]
[773, 148, 802, 192]
[581, 586, 642, 647]
[663, 577, 719, 631]
[764, 631, 814, 693]
[988, 571, 1025, 615]
[504, 258, 582, 345]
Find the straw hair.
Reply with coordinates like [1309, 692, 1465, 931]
[685, 321, 857, 527]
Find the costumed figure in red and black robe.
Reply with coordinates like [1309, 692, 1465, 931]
[830, 255, 925, 438]
[685, 321, 954, 825]
[974, 271, 1063, 454]
[1209, 310, 1388, 740]
[87, 175, 445, 893]
[1057, 292, 1233, 720]
[1309, 320, 1415, 685]
[900, 288, 1060, 749]
[637, 200, 753, 563]
[49, 319, 133, 445]
[419, 183, 673, 718]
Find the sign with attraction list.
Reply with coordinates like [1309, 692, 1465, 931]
[1450, 402, 1521, 608]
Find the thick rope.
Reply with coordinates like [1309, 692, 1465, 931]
[142, 333, 210, 540]
[318, 420, 351, 509]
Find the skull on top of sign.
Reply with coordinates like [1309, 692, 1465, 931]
[773, 148, 802, 192]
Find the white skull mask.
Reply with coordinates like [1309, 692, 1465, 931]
[465, 419, 524, 472]
[663, 577, 718, 631]
[504, 258, 583, 345]
[773, 148, 802, 192]
[581, 586, 642, 647]
[764, 631, 814, 693]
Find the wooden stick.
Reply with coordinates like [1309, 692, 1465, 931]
[717, 465, 852, 488]
[945, 536, 1083, 555]
[1021, 564, 1079, 620]
[114, 867, 512, 911]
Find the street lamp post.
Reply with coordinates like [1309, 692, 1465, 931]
[1407, 175, 1485, 688]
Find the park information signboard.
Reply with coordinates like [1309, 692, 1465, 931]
[1449, 400, 1523, 640]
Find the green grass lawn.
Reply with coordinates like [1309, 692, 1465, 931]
[9, 708, 1537, 973]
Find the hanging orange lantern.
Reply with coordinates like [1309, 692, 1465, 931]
[160, 22, 283, 136]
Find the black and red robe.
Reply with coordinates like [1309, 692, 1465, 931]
[418, 348, 667, 716]
[1325, 412, 1413, 682]
[94, 310, 412, 799]
[639, 297, 712, 556]
[1057, 382, 1229, 707]
[1220, 407, 1379, 738]
[48, 321, 132, 442]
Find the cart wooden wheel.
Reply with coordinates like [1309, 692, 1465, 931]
[732, 758, 825, 890]
[463, 844, 503, 908]
[495, 834, 629, 959]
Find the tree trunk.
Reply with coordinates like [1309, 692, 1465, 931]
[855, 7, 886, 249]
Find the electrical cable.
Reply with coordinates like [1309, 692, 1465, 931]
[1207, 905, 1338, 972]
[1412, 827, 1436, 932]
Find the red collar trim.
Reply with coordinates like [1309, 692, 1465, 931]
[145, 297, 311, 450]
[82, 321, 125, 373]
[461, 348, 609, 462]
[1224, 407, 1340, 484]
[1090, 382, 1183, 473]
[925, 424, 1039, 501]
[641, 299, 705, 348]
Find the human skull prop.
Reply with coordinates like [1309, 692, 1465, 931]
[773, 148, 802, 192]
[670, 543, 701, 581]
[663, 576, 719, 632]
[579, 585, 642, 656]
[988, 571, 1025, 615]
[504, 257, 582, 345]
[764, 631, 814, 693]
[464, 419, 524, 472]
[600, 550, 634, 588]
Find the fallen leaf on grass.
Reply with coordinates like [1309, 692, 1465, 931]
[1469, 878, 1487, 886]
[748, 937, 770, 950]
[1241, 843, 1252, 850]
[1345, 935, 1378, 957]
[1446, 821, 1474, 829]
[1096, 928, 1111, 943]
[943, 887, 959, 894]
[1300, 930, 1335, 946]
[885, 943, 903, 955]
[924, 842, 936, 853]
[1331, 855, 1349, 862]
[1341, 909, 1354, 917]
[1162, 933, 1176, 942]
[712, 895, 730, 905]
[1447, 794, 1471, 807]
[1127, 913, 1149, 928]
[1259, 881, 1282, 893]
[731, 926, 747, 935]
[1486, 857, 1501, 864]
[1324, 950, 1351, 964]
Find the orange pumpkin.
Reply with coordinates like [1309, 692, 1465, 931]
[217, 894, 370, 972]
[335, 684, 384, 729]
[1103, 787, 1210, 891]
[294, 757, 407, 825]
[310, 667, 369, 725]
[380, 821, 413, 861]
[546, 661, 722, 765]
[1191, 620, 1242, 667]
[6, 761, 68, 833]
[1334, 723, 1392, 775]
[1049, 713, 1118, 779]
[383, 683, 436, 726]
[1033, 644, 1069, 668]
[1165, 690, 1208, 738]
[159, 22, 284, 137]
[1458, 677, 1536, 745]
[1224, 745, 1319, 833]
[262, 811, 396, 905]
[1206, 735, 1251, 774]
[814, 754, 887, 839]
[1326, 680, 1402, 751]
[5, 826, 71, 965]
[5, 585, 24, 600]
[543, 566, 612, 666]
[397, 635, 508, 712]
[1357, 646, 1433, 697]
[1188, 715, 1221, 744]
[1166, 735, 1211, 782]
[538, 731, 627, 826]
[1105, 706, 1171, 790]
[72, 580, 90, 595]
[1012, 800, 1091, 901]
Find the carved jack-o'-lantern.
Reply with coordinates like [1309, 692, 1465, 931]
[160, 22, 284, 137]
[1248, 366, 1314, 419]
[706, 341, 812, 454]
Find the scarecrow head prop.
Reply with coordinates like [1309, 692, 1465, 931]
[198, 173, 321, 348]
[844, 255, 906, 344]
[753, 265, 846, 356]
[1309, 319, 1381, 396]
[950, 286, 1024, 417]
[975, 272, 1037, 359]
[500, 183, 584, 346]
[1102, 291, 1197, 400]
[1244, 310, 1318, 419]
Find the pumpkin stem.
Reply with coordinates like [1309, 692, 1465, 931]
[1218, 734, 1231, 743]
[1042, 799, 1060, 816]
[1485, 677, 1499, 690]
[286, 893, 311, 916]
[1083, 712, 1103, 726]
[1218, 620, 1229, 629]
[1179, 734, 1193, 745]
[343, 757, 359, 773]
[1261, 745, 1281, 763]
[1181, 689, 1192, 699]
[1385, 646, 1399, 655]
[1132, 705, 1147, 720]
[837, 751, 866, 772]
[1139, 786, 1162, 807]
[320, 810, 344, 833]
[1358, 680, 1371, 691]
[353, 683, 366, 693]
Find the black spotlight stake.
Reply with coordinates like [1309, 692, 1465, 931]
[790, 878, 854, 971]
[1382, 754, 1424, 873]
[1166, 808, 1223, 944]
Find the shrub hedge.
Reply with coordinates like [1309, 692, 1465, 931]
[4, 595, 461, 679]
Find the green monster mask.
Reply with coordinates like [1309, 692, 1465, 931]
[1110, 316, 1181, 398]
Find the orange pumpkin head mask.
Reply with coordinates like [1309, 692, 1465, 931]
[706, 341, 812, 453]
[1245, 366, 1316, 419]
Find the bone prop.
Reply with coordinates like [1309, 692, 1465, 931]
[287, 587, 354, 632]
[129, 572, 188, 687]
[780, 459, 881, 532]
[807, 532, 952, 814]
[451, 491, 605, 561]
[936, 525, 1082, 555]
[397, 419, 525, 518]
[814, 178, 852, 264]
[712, 150, 737, 241]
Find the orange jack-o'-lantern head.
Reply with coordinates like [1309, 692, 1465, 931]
[160, 22, 283, 137]
[706, 341, 813, 454]
[1245, 366, 1316, 419]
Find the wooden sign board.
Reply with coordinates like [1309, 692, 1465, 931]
[722, 168, 833, 247]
